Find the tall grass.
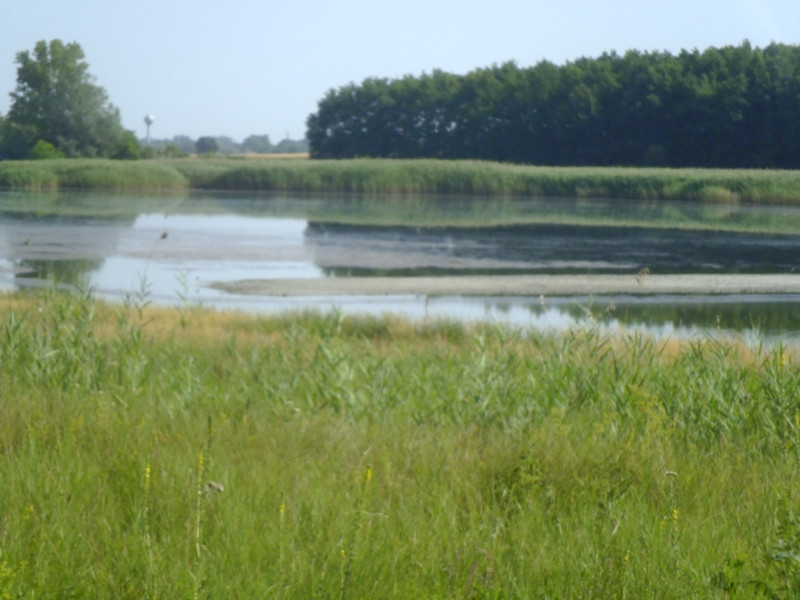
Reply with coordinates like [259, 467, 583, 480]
[0, 159, 187, 191]
[1, 290, 800, 597]
[173, 158, 800, 203]
[5, 157, 800, 203]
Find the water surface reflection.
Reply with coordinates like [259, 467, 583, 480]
[1, 191, 800, 342]
[306, 222, 800, 275]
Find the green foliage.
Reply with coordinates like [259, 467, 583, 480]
[308, 42, 800, 168]
[145, 134, 308, 155]
[241, 134, 273, 153]
[273, 138, 308, 153]
[7, 156, 800, 206]
[0, 159, 187, 190]
[0, 162, 60, 189]
[161, 143, 185, 158]
[211, 135, 238, 154]
[168, 134, 196, 155]
[2, 292, 800, 597]
[0, 120, 38, 160]
[112, 130, 142, 160]
[195, 136, 219, 155]
[164, 158, 800, 203]
[27, 140, 64, 160]
[2, 39, 127, 159]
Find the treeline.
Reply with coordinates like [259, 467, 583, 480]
[0, 39, 308, 161]
[307, 41, 800, 168]
[143, 134, 308, 157]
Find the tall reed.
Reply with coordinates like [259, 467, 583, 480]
[0, 291, 799, 597]
[0, 159, 187, 191]
[5, 157, 800, 203]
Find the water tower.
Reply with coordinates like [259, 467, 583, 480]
[144, 115, 155, 145]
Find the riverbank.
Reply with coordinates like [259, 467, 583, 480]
[3, 157, 800, 202]
[212, 273, 800, 297]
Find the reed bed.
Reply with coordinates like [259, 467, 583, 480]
[0, 159, 187, 191]
[1, 289, 799, 597]
[172, 158, 800, 203]
[4, 157, 800, 203]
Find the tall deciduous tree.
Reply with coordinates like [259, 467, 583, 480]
[3, 39, 133, 158]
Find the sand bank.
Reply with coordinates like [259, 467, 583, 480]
[211, 273, 800, 297]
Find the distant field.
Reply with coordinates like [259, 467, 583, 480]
[3, 156, 800, 204]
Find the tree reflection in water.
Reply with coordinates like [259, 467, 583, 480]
[14, 258, 104, 289]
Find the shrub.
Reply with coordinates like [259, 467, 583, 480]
[195, 136, 219, 155]
[28, 139, 64, 160]
[113, 131, 142, 160]
[162, 143, 185, 158]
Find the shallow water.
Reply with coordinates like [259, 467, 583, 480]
[2, 190, 800, 342]
[305, 221, 800, 275]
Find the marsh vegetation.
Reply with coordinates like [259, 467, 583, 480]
[4, 158, 800, 205]
[1, 291, 800, 597]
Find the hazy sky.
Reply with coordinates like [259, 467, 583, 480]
[3, 0, 799, 143]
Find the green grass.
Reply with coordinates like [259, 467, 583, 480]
[2, 290, 800, 597]
[5, 157, 800, 204]
[169, 158, 800, 203]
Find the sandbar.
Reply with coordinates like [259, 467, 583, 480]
[211, 273, 800, 297]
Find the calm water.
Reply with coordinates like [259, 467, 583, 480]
[2, 190, 800, 342]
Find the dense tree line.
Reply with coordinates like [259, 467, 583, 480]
[307, 42, 800, 168]
[144, 134, 309, 156]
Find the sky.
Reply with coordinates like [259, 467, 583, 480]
[2, 0, 800, 143]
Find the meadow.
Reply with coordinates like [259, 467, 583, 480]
[2, 290, 800, 598]
[4, 157, 800, 203]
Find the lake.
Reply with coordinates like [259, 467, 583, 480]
[2, 190, 800, 342]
